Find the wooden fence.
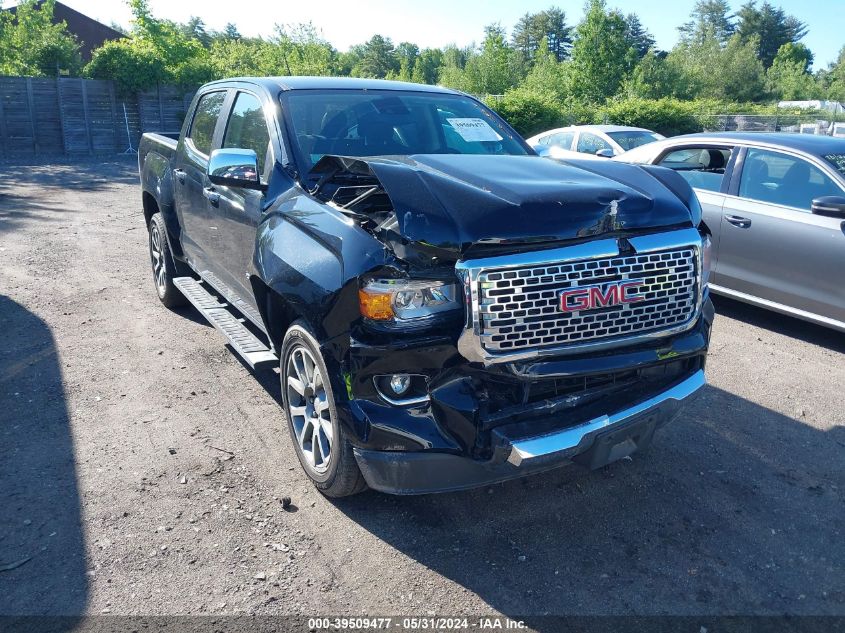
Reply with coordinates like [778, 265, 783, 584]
[0, 76, 196, 157]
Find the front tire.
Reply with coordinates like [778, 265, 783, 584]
[148, 213, 187, 308]
[280, 322, 367, 497]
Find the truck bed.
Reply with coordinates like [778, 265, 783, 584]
[139, 132, 178, 172]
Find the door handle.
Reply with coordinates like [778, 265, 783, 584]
[173, 168, 186, 184]
[725, 214, 751, 228]
[203, 187, 220, 206]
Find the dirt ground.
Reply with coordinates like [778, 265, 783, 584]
[1, 159, 843, 623]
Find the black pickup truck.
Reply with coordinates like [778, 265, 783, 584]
[139, 77, 713, 496]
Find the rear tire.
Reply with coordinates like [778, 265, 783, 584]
[148, 213, 187, 308]
[280, 322, 367, 497]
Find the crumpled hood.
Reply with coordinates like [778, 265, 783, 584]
[312, 154, 699, 257]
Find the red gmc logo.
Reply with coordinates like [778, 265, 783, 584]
[560, 282, 645, 313]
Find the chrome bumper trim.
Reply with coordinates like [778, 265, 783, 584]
[507, 370, 706, 467]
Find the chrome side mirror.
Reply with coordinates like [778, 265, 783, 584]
[207, 148, 264, 190]
[595, 148, 615, 158]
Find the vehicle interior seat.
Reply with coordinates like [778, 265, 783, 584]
[701, 149, 727, 172]
[357, 113, 406, 155]
[739, 157, 772, 203]
[313, 110, 365, 157]
[779, 160, 812, 209]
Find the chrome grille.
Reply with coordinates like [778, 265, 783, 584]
[476, 247, 698, 353]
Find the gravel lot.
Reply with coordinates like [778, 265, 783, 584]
[1, 160, 843, 623]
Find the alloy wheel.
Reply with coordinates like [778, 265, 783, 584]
[149, 223, 167, 294]
[285, 344, 333, 475]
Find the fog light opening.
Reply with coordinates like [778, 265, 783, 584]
[373, 374, 430, 406]
[389, 374, 411, 396]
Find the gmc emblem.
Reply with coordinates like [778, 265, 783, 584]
[560, 282, 645, 313]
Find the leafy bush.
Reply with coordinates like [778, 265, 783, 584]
[596, 97, 702, 136]
[170, 55, 217, 88]
[486, 89, 567, 136]
[84, 40, 168, 95]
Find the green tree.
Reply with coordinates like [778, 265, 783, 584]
[0, 0, 82, 76]
[125, 0, 206, 72]
[767, 43, 818, 100]
[85, 0, 207, 90]
[569, 0, 637, 103]
[460, 24, 523, 95]
[436, 45, 469, 90]
[273, 23, 337, 76]
[222, 23, 241, 41]
[667, 29, 765, 101]
[511, 8, 571, 63]
[719, 33, 767, 101]
[678, 0, 735, 46]
[181, 16, 211, 48]
[352, 35, 398, 78]
[207, 38, 279, 77]
[393, 41, 419, 81]
[410, 48, 443, 84]
[772, 42, 813, 72]
[736, 1, 807, 69]
[624, 13, 656, 59]
[517, 38, 569, 104]
[626, 49, 686, 98]
[823, 47, 845, 101]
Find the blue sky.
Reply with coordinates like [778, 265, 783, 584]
[41, 0, 845, 68]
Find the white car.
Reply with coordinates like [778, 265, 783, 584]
[526, 125, 665, 160]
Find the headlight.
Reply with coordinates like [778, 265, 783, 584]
[701, 234, 713, 289]
[359, 279, 459, 324]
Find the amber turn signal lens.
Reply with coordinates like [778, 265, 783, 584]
[359, 289, 394, 321]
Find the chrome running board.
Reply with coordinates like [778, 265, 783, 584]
[173, 277, 277, 370]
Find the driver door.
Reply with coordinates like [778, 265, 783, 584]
[210, 90, 275, 318]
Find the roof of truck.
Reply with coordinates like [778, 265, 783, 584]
[202, 76, 462, 95]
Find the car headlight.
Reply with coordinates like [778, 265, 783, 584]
[359, 279, 460, 324]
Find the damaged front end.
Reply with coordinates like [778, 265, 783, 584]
[301, 153, 712, 493]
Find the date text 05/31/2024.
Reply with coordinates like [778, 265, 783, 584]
[307, 617, 527, 630]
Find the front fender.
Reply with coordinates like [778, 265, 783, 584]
[253, 191, 388, 343]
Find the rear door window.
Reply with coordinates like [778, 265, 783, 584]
[739, 148, 843, 212]
[657, 147, 732, 192]
[188, 91, 227, 156]
[547, 131, 575, 149]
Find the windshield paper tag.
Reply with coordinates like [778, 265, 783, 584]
[447, 118, 503, 142]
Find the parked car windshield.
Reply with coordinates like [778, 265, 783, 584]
[607, 130, 663, 151]
[281, 90, 529, 172]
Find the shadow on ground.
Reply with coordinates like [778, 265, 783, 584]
[0, 296, 87, 615]
[0, 159, 136, 237]
[332, 384, 844, 622]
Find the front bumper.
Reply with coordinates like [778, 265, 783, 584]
[353, 369, 706, 494]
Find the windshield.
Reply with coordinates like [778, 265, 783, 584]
[607, 130, 663, 151]
[281, 90, 529, 173]
[824, 154, 845, 179]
